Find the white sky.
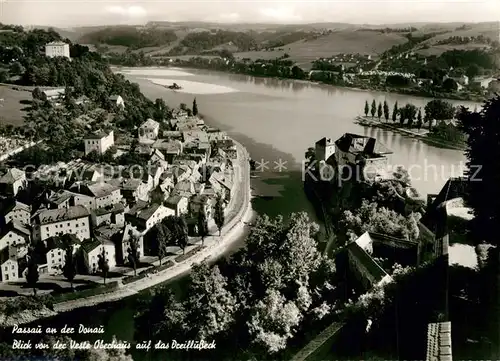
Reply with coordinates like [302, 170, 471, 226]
[1, 0, 499, 28]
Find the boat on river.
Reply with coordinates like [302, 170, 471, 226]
[165, 82, 182, 90]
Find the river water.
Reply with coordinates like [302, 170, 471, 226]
[7, 68, 481, 360]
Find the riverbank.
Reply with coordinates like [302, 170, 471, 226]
[0, 139, 253, 328]
[354, 116, 467, 151]
[159, 62, 485, 103]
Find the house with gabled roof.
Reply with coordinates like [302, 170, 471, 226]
[0, 247, 21, 283]
[81, 236, 117, 274]
[171, 180, 196, 198]
[0, 199, 30, 226]
[116, 224, 145, 265]
[69, 181, 122, 210]
[32, 205, 91, 242]
[45, 234, 81, 275]
[84, 129, 114, 156]
[0, 221, 30, 252]
[47, 189, 75, 210]
[165, 195, 189, 217]
[109, 95, 125, 108]
[126, 202, 174, 232]
[92, 203, 126, 228]
[139, 119, 160, 144]
[0, 167, 26, 196]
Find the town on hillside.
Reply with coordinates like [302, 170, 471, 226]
[0, 94, 242, 295]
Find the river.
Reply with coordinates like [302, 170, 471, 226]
[5, 68, 480, 360]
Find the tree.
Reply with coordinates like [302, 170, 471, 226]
[176, 216, 189, 254]
[192, 97, 198, 116]
[154, 223, 170, 266]
[392, 101, 398, 122]
[62, 245, 77, 289]
[127, 234, 141, 276]
[340, 200, 421, 242]
[214, 196, 225, 236]
[377, 102, 383, 120]
[457, 97, 500, 358]
[457, 96, 500, 242]
[399, 103, 417, 127]
[32, 87, 43, 100]
[185, 263, 237, 339]
[383, 100, 389, 122]
[25, 249, 39, 296]
[197, 209, 209, 246]
[466, 64, 480, 79]
[248, 288, 302, 353]
[97, 248, 109, 285]
[424, 99, 456, 130]
[416, 108, 423, 131]
[442, 77, 458, 92]
[364, 100, 369, 117]
[370, 99, 376, 117]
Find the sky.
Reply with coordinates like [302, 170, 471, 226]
[1, 0, 499, 28]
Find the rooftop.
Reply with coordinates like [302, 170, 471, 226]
[84, 129, 113, 140]
[165, 195, 184, 206]
[46, 234, 80, 251]
[0, 221, 30, 239]
[35, 205, 89, 225]
[335, 133, 393, 157]
[94, 203, 125, 217]
[426, 322, 452, 361]
[347, 239, 388, 284]
[0, 168, 25, 184]
[81, 238, 103, 253]
[46, 41, 68, 46]
[140, 118, 160, 129]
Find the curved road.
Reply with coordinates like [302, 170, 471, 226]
[52, 140, 252, 313]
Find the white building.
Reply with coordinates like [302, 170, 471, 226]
[0, 221, 30, 252]
[84, 130, 114, 156]
[70, 182, 122, 211]
[165, 195, 189, 217]
[45, 234, 80, 275]
[0, 168, 26, 196]
[138, 119, 160, 144]
[32, 205, 91, 242]
[0, 248, 19, 282]
[126, 202, 175, 232]
[0, 200, 30, 226]
[81, 237, 117, 274]
[109, 95, 125, 109]
[45, 41, 70, 59]
[119, 224, 145, 265]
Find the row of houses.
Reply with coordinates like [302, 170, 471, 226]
[0, 112, 239, 283]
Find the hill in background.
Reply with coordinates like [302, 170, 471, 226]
[38, 21, 499, 68]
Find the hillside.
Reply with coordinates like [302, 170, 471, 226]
[67, 21, 499, 69]
[235, 30, 408, 68]
[78, 26, 178, 50]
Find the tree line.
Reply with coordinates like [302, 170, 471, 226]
[134, 212, 339, 360]
[363, 98, 462, 130]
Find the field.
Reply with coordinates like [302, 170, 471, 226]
[235, 30, 407, 69]
[0, 85, 31, 126]
[416, 43, 493, 57]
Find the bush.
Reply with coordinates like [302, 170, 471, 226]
[51, 281, 119, 303]
[122, 261, 175, 285]
[0, 295, 55, 316]
[174, 246, 204, 263]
